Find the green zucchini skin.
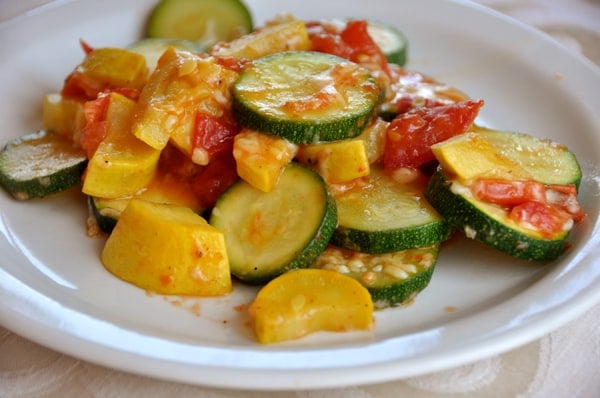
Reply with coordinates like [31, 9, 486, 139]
[368, 250, 437, 308]
[331, 167, 450, 254]
[210, 162, 338, 285]
[0, 130, 87, 200]
[88, 196, 122, 233]
[332, 221, 449, 254]
[232, 51, 381, 144]
[425, 168, 569, 261]
[313, 244, 439, 308]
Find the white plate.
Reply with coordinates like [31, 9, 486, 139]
[1, 0, 599, 391]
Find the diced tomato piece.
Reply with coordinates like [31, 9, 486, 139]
[190, 151, 239, 209]
[159, 144, 203, 178]
[340, 20, 389, 72]
[214, 56, 251, 73]
[62, 70, 104, 101]
[307, 20, 389, 73]
[192, 113, 240, 164]
[546, 184, 577, 196]
[546, 185, 586, 222]
[383, 99, 484, 170]
[472, 179, 546, 206]
[80, 92, 111, 158]
[509, 201, 573, 238]
[80, 89, 140, 158]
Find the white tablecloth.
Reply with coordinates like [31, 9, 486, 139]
[1, 0, 599, 396]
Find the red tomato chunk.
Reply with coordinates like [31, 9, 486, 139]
[383, 99, 484, 171]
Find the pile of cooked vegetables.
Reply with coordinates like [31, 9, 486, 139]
[0, 0, 585, 344]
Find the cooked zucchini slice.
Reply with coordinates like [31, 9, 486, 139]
[331, 167, 450, 253]
[210, 162, 337, 284]
[313, 244, 439, 308]
[146, 0, 253, 46]
[89, 196, 127, 233]
[366, 21, 408, 66]
[425, 168, 570, 261]
[0, 130, 87, 200]
[427, 129, 583, 260]
[481, 129, 582, 188]
[232, 51, 381, 144]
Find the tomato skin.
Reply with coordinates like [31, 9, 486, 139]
[307, 20, 389, 73]
[81, 92, 111, 158]
[383, 99, 484, 171]
[80, 89, 140, 158]
[192, 113, 240, 161]
[214, 56, 251, 73]
[340, 20, 389, 72]
[472, 179, 546, 206]
[509, 201, 572, 238]
[190, 151, 239, 209]
[546, 185, 586, 222]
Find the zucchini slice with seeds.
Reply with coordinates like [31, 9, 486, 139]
[426, 129, 583, 261]
[425, 168, 570, 261]
[232, 51, 381, 144]
[313, 244, 439, 308]
[331, 167, 450, 253]
[210, 162, 337, 284]
[0, 130, 87, 200]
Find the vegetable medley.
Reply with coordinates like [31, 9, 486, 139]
[0, 0, 586, 344]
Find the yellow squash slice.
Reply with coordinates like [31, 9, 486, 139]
[249, 268, 373, 344]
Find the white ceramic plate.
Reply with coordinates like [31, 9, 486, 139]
[0, 0, 599, 391]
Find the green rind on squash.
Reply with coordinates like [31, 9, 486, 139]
[88, 196, 126, 233]
[424, 168, 569, 261]
[331, 167, 450, 253]
[0, 130, 87, 200]
[332, 221, 449, 254]
[210, 162, 338, 285]
[313, 244, 439, 308]
[232, 51, 381, 144]
[368, 248, 437, 308]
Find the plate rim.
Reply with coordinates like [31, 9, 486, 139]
[1, 0, 599, 390]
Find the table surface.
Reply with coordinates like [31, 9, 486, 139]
[1, 0, 599, 397]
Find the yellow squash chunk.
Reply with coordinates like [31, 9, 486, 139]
[233, 129, 298, 192]
[297, 139, 370, 184]
[42, 93, 86, 138]
[431, 132, 530, 181]
[132, 49, 238, 154]
[210, 19, 311, 60]
[79, 47, 148, 91]
[92, 167, 205, 221]
[249, 268, 374, 344]
[101, 199, 231, 296]
[82, 93, 160, 198]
